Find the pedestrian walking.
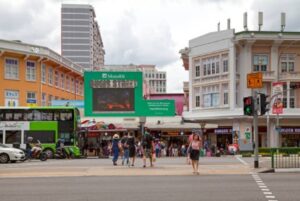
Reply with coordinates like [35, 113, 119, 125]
[121, 133, 129, 166]
[188, 134, 202, 175]
[127, 132, 136, 166]
[142, 128, 154, 168]
[111, 134, 121, 166]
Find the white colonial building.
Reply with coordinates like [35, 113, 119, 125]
[180, 28, 300, 150]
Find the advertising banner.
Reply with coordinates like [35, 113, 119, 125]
[272, 82, 284, 114]
[84, 72, 175, 117]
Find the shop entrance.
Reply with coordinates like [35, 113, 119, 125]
[216, 134, 232, 150]
[160, 135, 188, 157]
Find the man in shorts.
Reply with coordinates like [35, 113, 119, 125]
[142, 128, 154, 168]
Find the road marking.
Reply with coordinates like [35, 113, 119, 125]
[261, 188, 269, 191]
[251, 173, 278, 201]
[235, 155, 249, 165]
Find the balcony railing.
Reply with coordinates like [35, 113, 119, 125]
[262, 71, 275, 81]
[279, 71, 300, 81]
[193, 73, 240, 84]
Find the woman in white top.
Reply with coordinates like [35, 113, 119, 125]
[189, 134, 202, 174]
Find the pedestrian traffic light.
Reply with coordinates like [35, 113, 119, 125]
[243, 96, 254, 116]
[258, 93, 269, 116]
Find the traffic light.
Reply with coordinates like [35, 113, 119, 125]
[258, 93, 269, 116]
[243, 96, 254, 116]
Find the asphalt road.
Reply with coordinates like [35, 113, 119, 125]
[0, 175, 265, 201]
[0, 157, 299, 201]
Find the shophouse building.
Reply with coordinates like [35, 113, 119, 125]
[180, 27, 300, 149]
[0, 39, 84, 107]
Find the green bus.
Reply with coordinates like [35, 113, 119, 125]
[0, 107, 81, 158]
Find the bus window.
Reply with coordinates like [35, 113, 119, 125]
[54, 111, 60, 121]
[26, 109, 34, 121]
[5, 130, 21, 144]
[0, 131, 3, 144]
[41, 110, 53, 121]
[59, 132, 74, 146]
[24, 131, 55, 143]
[33, 110, 42, 121]
[4, 110, 13, 121]
[13, 110, 24, 121]
[0, 110, 4, 121]
[60, 110, 73, 121]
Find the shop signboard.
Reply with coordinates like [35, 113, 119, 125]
[84, 72, 175, 117]
[272, 82, 284, 114]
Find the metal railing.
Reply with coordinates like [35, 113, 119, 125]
[271, 148, 300, 169]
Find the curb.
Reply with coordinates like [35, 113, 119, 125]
[275, 168, 300, 173]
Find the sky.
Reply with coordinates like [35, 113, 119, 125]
[1, 0, 300, 92]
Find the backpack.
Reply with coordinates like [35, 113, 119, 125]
[142, 133, 152, 148]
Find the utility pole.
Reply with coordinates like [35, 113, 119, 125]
[253, 90, 259, 168]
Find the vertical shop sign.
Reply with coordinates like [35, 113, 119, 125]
[272, 82, 284, 114]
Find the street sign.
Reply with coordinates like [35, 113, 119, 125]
[247, 72, 263, 88]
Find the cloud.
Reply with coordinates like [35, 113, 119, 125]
[103, 10, 177, 67]
[250, 0, 300, 31]
[0, 0, 61, 52]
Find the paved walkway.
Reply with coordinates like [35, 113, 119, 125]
[0, 156, 253, 178]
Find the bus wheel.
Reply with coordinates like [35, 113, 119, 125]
[0, 153, 10, 163]
[44, 149, 54, 159]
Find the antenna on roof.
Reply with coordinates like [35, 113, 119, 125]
[281, 12, 286, 32]
[227, 19, 231, 30]
[243, 12, 248, 31]
[258, 12, 263, 31]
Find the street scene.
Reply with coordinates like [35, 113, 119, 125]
[1, 0, 300, 201]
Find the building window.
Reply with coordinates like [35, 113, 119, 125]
[195, 65, 200, 77]
[203, 64, 207, 76]
[42, 93, 47, 106]
[27, 92, 36, 104]
[75, 80, 79, 94]
[223, 92, 228, 105]
[48, 67, 53, 85]
[41, 64, 46, 83]
[212, 63, 215, 74]
[26, 61, 36, 81]
[5, 90, 19, 107]
[5, 58, 19, 79]
[54, 71, 59, 87]
[48, 95, 53, 106]
[223, 60, 228, 73]
[281, 54, 295, 73]
[71, 78, 74, 93]
[216, 61, 220, 74]
[66, 76, 70, 91]
[195, 96, 200, 107]
[61, 73, 65, 89]
[253, 55, 268, 72]
[203, 85, 220, 108]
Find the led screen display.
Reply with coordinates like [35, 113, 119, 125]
[92, 88, 134, 112]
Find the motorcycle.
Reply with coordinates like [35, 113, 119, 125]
[54, 147, 75, 159]
[21, 140, 48, 161]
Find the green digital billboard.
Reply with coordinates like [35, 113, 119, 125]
[84, 71, 175, 117]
